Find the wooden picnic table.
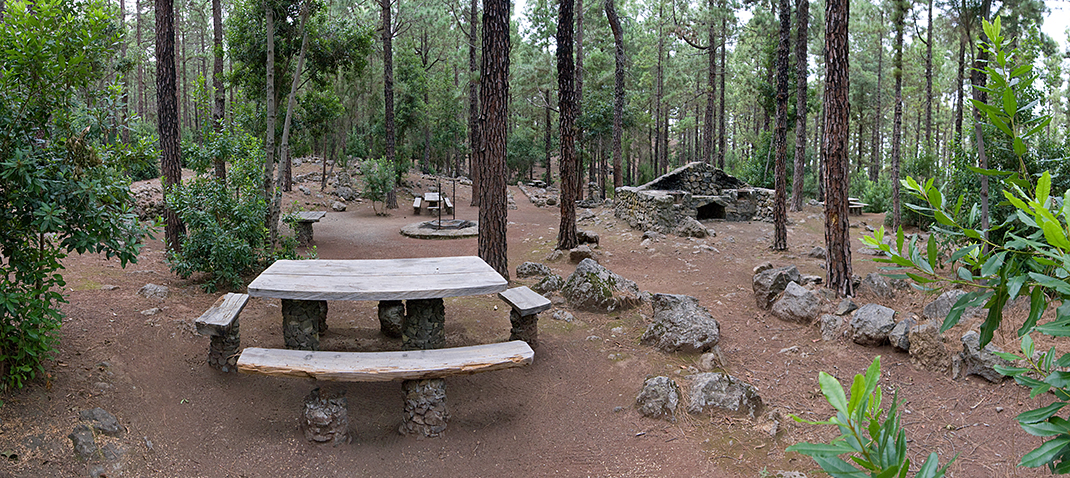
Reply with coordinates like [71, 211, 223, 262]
[247, 256, 508, 350]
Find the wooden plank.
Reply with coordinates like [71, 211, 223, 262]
[294, 211, 326, 223]
[498, 286, 551, 316]
[195, 293, 250, 336]
[237, 341, 534, 382]
[247, 257, 508, 301]
[423, 192, 440, 202]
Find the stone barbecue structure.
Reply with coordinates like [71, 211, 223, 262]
[614, 162, 774, 232]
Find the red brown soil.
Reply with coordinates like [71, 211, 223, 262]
[0, 164, 1059, 477]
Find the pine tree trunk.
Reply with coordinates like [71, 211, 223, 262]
[557, 0, 579, 250]
[575, 0, 585, 198]
[891, 0, 905, 232]
[265, 2, 280, 246]
[703, 0, 715, 164]
[137, 0, 144, 119]
[477, 0, 510, 279]
[605, 0, 624, 190]
[383, 0, 398, 209]
[157, 0, 185, 253]
[119, 0, 130, 144]
[924, 0, 933, 153]
[544, 89, 553, 184]
[823, 0, 853, 297]
[973, 0, 991, 240]
[869, 13, 883, 182]
[954, 36, 964, 141]
[772, 0, 790, 251]
[212, 0, 226, 180]
[717, 12, 727, 169]
[279, 3, 311, 195]
[654, 5, 664, 175]
[468, 0, 480, 205]
[789, 0, 809, 211]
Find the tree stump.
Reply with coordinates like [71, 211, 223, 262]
[282, 299, 328, 350]
[399, 378, 449, 438]
[302, 388, 349, 445]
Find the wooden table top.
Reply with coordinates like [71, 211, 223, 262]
[423, 192, 440, 202]
[247, 256, 508, 301]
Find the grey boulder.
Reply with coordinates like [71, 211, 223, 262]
[635, 376, 680, 422]
[771, 282, 821, 323]
[850, 303, 897, 346]
[640, 294, 720, 354]
[752, 265, 801, 310]
[561, 259, 644, 312]
[889, 317, 916, 352]
[516, 261, 552, 278]
[955, 331, 1011, 383]
[687, 372, 763, 418]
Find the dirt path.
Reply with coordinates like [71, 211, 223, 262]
[0, 164, 1056, 477]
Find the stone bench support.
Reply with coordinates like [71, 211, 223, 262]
[498, 286, 552, 348]
[195, 293, 249, 372]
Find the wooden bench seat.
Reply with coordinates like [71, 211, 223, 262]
[848, 202, 869, 215]
[195, 293, 250, 372]
[413, 197, 422, 214]
[443, 197, 453, 214]
[498, 286, 551, 347]
[237, 340, 534, 381]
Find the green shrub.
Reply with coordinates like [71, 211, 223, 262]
[361, 157, 395, 214]
[105, 134, 160, 181]
[0, 0, 150, 390]
[167, 131, 304, 292]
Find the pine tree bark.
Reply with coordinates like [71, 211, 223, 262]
[557, 0, 579, 250]
[789, 0, 809, 211]
[891, 0, 905, 232]
[954, 36, 964, 140]
[869, 13, 883, 182]
[383, 0, 398, 209]
[477, 0, 510, 279]
[717, 11, 727, 169]
[654, 3, 665, 175]
[137, 0, 144, 119]
[924, 0, 933, 153]
[468, 0, 480, 205]
[265, 2, 281, 246]
[575, 0, 586, 197]
[605, 0, 624, 190]
[119, 0, 130, 144]
[823, 0, 853, 297]
[972, 0, 991, 239]
[157, 0, 185, 253]
[772, 0, 790, 251]
[212, 0, 226, 180]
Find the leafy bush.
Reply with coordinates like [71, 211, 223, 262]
[167, 131, 304, 292]
[787, 356, 955, 477]
[105, 134, 160, 181]
[0, 0, 150, 390]
[860, 178, 890, 213]
[361, 157, 395, 214]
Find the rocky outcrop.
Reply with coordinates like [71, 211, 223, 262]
[636, 376, 680, 421]
[771, 282, 821, 323]
[752, 265, 801, 310]
[850, 304, 897, 346]
[687, 372, 764, 418]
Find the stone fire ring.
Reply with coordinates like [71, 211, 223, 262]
[400, 220, 479, 239]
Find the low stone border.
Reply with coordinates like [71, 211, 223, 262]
[400, 220, 479, 239]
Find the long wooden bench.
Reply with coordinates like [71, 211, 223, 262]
[237, 340, 534, 381]
[498, 286, 552, 348]
[412, 197, 422, 215]
[236, 341, 534, 440]
[293, 211, 327, 246]
[443, 196, 453, 214]
[195, 293, 250, 373]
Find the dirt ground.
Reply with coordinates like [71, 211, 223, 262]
[0, 161, 1061, 477]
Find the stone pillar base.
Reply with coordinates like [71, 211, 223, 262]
[207, 319, 240, 372]
[282, 299, 328, 350]
[302, 388, 349, 445]
[296, 222, 314, 246]
[402, 299, 445, 350]
[509, 309, 538, 348]
[399, 379, 449, 438]
[377, 300, 404, 339]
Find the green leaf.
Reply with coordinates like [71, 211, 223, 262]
[1019, 436, 1070, 468]
[1019, 421, 1069, 437]
[981, 251, 1007, 277]
[1002, 89, 1018, 119]
[1020, 286, 1047, 336]
[1046, 371, 1070, 388]
[819, 372, 848, 417]
[1029, 273, 1070, 296]
[785, 442, 854, 456]
[1018, 402, 1067, 424]
[812, 456, 868, 478]
[951, 244, 979, 263]
[926, 235, 938, 271]
[957, 267, 974, 282]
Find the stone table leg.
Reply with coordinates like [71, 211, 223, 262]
[207, 318, 240, 372]
[399, 378, 449, 438]
[295, 222, 314, 246]
[402, 299, 445, 350]
[302, 387, 349, 445]
[400, 298, 448, 437]
[509, 309, 538, 348]
[377, 300, 404, 339]
[282, 299, 328, 350]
